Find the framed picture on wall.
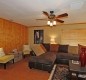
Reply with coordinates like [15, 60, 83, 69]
[34, 30, 44, 44]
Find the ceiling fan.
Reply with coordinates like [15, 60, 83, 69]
[36, 11, 68, 23]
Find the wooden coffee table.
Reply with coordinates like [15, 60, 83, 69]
[69, 60, 86, 80]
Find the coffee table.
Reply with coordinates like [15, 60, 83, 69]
[69, 60, 86, 80]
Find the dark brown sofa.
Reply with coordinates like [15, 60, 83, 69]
[28, 43, 79, 72]
[42, 43, 79, 65]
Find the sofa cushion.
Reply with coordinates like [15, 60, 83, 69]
[39, 52, 56, 63]
[50, 44, 59, 52]
[68, 46, 78, 54]
[0, 55, 14, 63]
[29, 52, 56, 65]
[58, 45, 69, 53]
[57, 52, 79, 60]
[57, 52, 69, 59]
[31, 44, 45, 56]
[42, 43, 50, 52]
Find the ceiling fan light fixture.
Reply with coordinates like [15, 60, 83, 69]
[50, 22, 53, 26]
[47, 21, 51, 25]
[53, 21, 56, 25]
[47, 20, 56, 26]
[37, 11, 68, 26]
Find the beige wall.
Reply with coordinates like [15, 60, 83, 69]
[28, 23, 86, 46]
[29, 26, 61, 45]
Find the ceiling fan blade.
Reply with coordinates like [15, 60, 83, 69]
[56, 13, 68, 18]
[36, 19, 45, 20]
[42, 11, 49, 17]
[55, 19, 64, 23]
[36, 18, 47, 20]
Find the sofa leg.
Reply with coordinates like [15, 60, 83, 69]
[4, 63, 6, 69]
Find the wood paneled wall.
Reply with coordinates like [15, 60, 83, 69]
[0, 18, 28, 54]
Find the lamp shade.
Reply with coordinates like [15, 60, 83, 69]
[50, 38, 55, 44]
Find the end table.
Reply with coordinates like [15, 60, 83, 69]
[69, 60, 86, 80]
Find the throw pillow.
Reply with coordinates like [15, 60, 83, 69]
[42, 43, 50, 52]
[31, 44, 45, 56]
[68, 46, 78, 54]
[0, 48, 5, 57]
[58, 44, 69, 53]
[50, 44, 59, 52]
[23, 45, 31, 51]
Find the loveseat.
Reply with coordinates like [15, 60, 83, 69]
[28, 43, 79, 72]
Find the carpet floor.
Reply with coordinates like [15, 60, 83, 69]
[0, 57, 49, 80]
[0, 57, 82, 80]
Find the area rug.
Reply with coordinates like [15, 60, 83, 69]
[49, 64, 69, 80]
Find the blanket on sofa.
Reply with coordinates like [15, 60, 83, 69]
[29, 52, 56, 65]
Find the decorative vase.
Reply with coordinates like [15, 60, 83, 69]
[85, 52, 86, 66]
[79, 48, 86, 67]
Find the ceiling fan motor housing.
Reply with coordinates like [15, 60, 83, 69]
[49, 11, 55, 19]
[50, 11, 54, 14]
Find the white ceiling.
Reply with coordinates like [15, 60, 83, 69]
[0, 0, 86, 27]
